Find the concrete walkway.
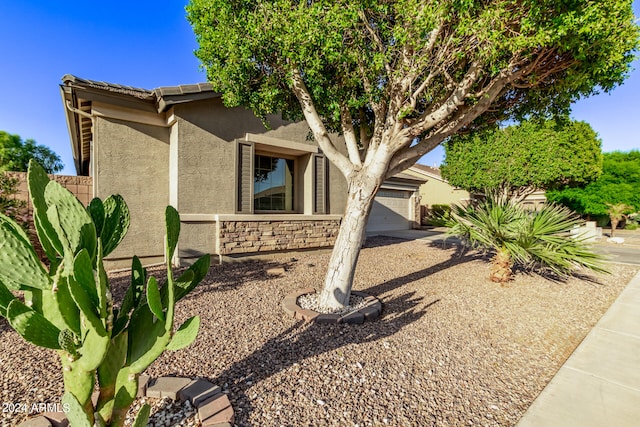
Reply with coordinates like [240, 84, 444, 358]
[373, 229, 640, 426]
[515, 270, 640, 427]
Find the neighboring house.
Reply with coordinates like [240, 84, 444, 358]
[60, 75, 423, 268]
[519, 190, 547, 211]
[405, 163, 470, 209]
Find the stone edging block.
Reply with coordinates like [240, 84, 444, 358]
[282, 289, 382, 324]
[16, 376, 233, 427]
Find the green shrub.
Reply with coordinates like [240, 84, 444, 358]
[594, 215, 610, 228]
[0, 161, 211, 426]
[0, 172, 27, 227]
[423, 204, 452, 226]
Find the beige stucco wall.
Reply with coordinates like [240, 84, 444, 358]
[85, 93, 351, 268]
[171, 98, 348, 215]
[404, 168, 469, 207]
[177, 220, 216, 260]
[93, 117, 170, 266]
[170, 99, 348, 261]
[172, 103, 238, 215]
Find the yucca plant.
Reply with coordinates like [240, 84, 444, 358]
[445, 194, 607, 283]
[606, 202, 633, 237]
[0, 160, 211, 426]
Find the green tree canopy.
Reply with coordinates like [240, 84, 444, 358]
[547, 150, 640, 217]
[187, 0, 639, 308]
[441, 119, 603, 198]
[0, 131, 63, 174]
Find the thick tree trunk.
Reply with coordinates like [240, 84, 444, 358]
[318, 175, 380, 309]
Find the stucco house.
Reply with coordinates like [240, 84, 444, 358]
[405, 163, 470, 209]
[60, 75, 424, 267]
[405, 163, 548, 219]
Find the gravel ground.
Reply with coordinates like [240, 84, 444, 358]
[1, 236, 638, 426]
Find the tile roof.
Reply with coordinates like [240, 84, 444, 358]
[61, 74, 216, 101]
[391, 171, 428, 183]
[153, 83, 215, 98]
[61, 74, 154, 99]
[411, 163, 442, 178]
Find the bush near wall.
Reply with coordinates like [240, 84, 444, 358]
[2, 171, 92, 260]
[422, 204, 452, 226]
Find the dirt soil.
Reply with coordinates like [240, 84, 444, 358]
[1, 236, 638, 426]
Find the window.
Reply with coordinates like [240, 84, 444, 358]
[236, 138, 327, 214]
[254, 155, 294, 211]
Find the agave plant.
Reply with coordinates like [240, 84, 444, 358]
[0, 160, 210, 426]
[445, 195, 607, 283]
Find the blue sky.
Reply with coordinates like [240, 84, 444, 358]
[1, 1, 638, 175]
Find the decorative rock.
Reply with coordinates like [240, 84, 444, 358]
[266, 267, 286, 276]
[282, 289, 382, 324]
[137, 374, 150, 398]
[315, 313, 342, 324]
[294, 308, 320, 322]
[12, 376, 231, 427]
[147, 376, 192, 400]
[17, 417, 52, 427]
[360, 305, 382, 321]
[281, 296, 298, 317]
[351, 291, 370, 298]
[42, 410, 69, 427]
[341, 310, 365, 324]
[178, 380, 222, 407]
[198, 393, 234, 426]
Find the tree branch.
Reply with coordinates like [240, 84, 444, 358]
[359, 108, 371, 153]
[386, 66, 525, 178]
[340, 105, 363, 168]
[358, 10, 392, 76]
[357, 61, 387, 154]
[290, 69, 354, 177]
[405, 61, 483, 137]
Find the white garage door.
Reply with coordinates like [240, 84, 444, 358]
[366, 189, 412, 233]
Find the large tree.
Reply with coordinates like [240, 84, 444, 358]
[547, 150, 640, 218]
[0, 131, 63, 174]
[441, 119, 603, 199]
[187, 0, 639, 309]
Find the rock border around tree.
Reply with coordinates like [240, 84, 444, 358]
[16, 376, 234, 427]
[282, 288, 382, 324]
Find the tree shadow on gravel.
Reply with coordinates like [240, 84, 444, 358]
[364, 234, 461, 250]
[210, 291, 434, 425]
[361, 243, 485, 297]
[512, 266, 607, 287]
[108, 258, 299, 301]
[187, 259, 300, 296]
[409, 236, 608, 288]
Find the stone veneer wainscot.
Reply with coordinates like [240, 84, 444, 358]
[217, 216, 341, 254]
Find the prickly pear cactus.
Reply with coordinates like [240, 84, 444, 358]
[0, 160, 211, 426]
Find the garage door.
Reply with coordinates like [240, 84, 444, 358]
[366, 189, 412, 233]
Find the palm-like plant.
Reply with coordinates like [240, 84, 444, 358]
[606, 202, 633, 237]
[445, 195, 607, 282]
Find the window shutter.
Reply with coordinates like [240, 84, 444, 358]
[237, 142, 254, 213]
[313, 154, 327, 214]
